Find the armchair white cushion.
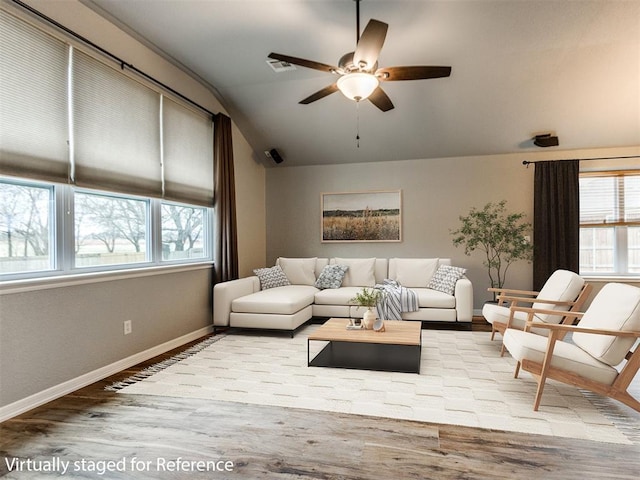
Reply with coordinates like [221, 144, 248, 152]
[572, 283, 640, 365]
[483, 269, 587, 337]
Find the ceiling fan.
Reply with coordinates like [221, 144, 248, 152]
[268, 0, 451, 112]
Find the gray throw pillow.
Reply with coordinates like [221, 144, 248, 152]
[427, 265, 466, 295]
[253, 265, 291, 290]
[314, 264, 349, 289]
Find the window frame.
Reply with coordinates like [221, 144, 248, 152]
[579, 170, 640, 277]
[0, 177, 214, 283]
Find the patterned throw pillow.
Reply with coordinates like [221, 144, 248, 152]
[427, 265, 466, 295]
[314, 264, 349, 289]
[253, 265, 291, 290]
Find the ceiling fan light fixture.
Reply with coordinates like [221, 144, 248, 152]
[337, 72, 379, 102]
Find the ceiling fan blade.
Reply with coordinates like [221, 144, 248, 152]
[377, 66, 452, 81]
[368, 86, 394, 112]
[299, 83, 339, 104]
[268, 53, 337, 73]
[353, 19, 388, 71]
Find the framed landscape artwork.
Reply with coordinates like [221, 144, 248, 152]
[321, 190, 402, 242]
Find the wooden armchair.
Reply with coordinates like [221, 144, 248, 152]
[502, 282, 640, 412]
[483, 270, 591, 348]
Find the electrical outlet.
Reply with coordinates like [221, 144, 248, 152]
[123, 320, 132, 335]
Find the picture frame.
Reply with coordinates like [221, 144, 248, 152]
[321, 190, 402, 242]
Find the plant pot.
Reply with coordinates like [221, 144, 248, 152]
[362, 308, 376, 330]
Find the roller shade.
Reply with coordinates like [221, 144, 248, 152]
[162, 97, 214, 206]
[0, 10, 69, 183]
[72, 50, 162, 197]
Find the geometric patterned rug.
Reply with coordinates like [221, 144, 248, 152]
[110, 325, 640, 445]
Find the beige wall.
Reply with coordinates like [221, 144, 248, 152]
[266, 147, 640, 309]
[233, 124, 267, 277]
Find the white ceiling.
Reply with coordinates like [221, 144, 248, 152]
[83, 0, 640, 167]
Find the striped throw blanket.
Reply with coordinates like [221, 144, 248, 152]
[375, 279, 419, 320]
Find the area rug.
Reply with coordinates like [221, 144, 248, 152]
[109, 325, 640, 445]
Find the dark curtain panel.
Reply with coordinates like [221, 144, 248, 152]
[213, 113, 239, 283]
[533, 159, 580, 290]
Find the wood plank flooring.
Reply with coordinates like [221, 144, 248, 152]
[2, 327, 640, 479]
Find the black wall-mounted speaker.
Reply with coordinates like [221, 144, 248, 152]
[533, 134, 559, 148]
[265, 148, 284, 164]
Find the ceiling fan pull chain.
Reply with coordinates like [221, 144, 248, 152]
[356, 102, 361, 148]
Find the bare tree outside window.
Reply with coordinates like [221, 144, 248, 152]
[74, 191, 148, 267]
[0, 182, 51, 274]
[161, 203, 205, 261]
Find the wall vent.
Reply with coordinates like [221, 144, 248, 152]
[267, 59, 297, 72]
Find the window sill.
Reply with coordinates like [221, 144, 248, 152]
[582, 275, 640, 282]
[0, 262, 214, 295]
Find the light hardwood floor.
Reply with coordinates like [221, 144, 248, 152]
[2, 323, 640, 479]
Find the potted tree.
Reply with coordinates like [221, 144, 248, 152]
[350, 287, 384, 330]
[450, 200, 533, 300]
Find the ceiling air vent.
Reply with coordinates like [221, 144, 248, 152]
[267, 59, 296, 72]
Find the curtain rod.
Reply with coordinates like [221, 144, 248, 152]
[11, 0, 218, 119]
[522, 155, 640, 166]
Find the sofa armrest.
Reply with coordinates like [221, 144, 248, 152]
[213, 276, 260, 326]
[454, 276, 473, 322]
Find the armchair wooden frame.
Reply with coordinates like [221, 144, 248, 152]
[510, 306, 640, 412]
[488, 283, 593, 355]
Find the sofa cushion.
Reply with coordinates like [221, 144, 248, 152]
[389, 258, 439, 288]
[253, 265, 290, 290]
[412, 287, 456, 309]
[314, 264, 348, 289]
[314, 286, 363, 305]
[427, 265, 466, 295]
[332, 257, 376, 286]
[232, 285, 318, 315]
[277, 257, 317, 285]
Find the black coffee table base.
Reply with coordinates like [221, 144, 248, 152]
[308, 340, 421, 374]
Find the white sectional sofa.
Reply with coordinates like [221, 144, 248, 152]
[213, 257, 473, 335]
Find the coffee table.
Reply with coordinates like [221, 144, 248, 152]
[307, 318, 422, 373]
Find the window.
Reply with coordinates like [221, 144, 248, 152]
[579, 171, 640, 275]
[0, 180, 53, 274]
[0, 178, 212, 280]
[161, 203, 206, 261]
[74, 191, 149, 268]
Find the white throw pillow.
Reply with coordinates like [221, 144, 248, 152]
[392, 258, 439, 288]
[277, 257, 317, 285]
[332, 257, 376, 287]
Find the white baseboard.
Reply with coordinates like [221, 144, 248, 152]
[0, 326, 213, 423]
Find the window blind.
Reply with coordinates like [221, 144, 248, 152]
[0, 10, 69, 183]
[579, 172, 640, 226]
[1, 8, 215, 205]
[72, 50, 162, 197]
[162, 97, 214, 206]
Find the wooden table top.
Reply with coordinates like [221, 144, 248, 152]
[308, 318, 422, 346]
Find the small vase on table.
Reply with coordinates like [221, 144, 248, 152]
[363, 308, 376, 330]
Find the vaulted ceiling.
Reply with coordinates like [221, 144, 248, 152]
[83, 0, 640, 167]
